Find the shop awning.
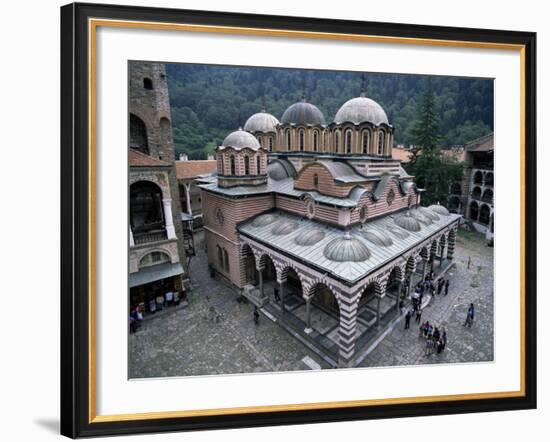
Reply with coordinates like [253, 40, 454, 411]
[129, 262, 184, 288]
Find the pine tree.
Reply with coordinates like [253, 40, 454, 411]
[409, 78, 440, 165]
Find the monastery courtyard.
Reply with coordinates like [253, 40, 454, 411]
[129, 228, 494, 378]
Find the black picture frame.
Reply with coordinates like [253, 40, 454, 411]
[60, 2, 537, 438]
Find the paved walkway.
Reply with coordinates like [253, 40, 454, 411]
[129, 228, 493, 378]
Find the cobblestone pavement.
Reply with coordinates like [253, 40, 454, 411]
[129, 228, 494, 378]
[358, 229, 494, 368]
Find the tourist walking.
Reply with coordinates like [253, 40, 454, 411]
[253, 306, 260, 325]
[464, 303, 475, 327]
[445, 279, 450, 296]
[437, 278, 444, 295]
[425, 337, 434, 356]
[415, 307, 422, 324]
[405, 310, 411, 329]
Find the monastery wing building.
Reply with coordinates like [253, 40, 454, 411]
[199, 93, 460, 367]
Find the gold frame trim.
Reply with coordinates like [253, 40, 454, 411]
[88, 18, 527, 424]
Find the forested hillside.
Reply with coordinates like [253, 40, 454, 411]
[166, 64, 493, 160]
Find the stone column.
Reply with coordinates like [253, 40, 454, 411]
[279, 280, 286, 318]
[338, 301, 359, 368]
[375, 296, 381, 326]
[304, 297, 312, 333]
[163, 198, 176, 239]
[184, 183, 192, 216]
[407, 272, 413, 299]
[421, 258, 428, 281]
[396, 280, 403, 311]
[447, 232, 456, 260]
[129, 225, 135, 247]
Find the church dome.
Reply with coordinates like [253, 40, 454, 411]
[294, 229, 325, 246]
[428, 204, 450, 216]
[271, 220, 299, 236]
[251, 213, 278, 227]
[281, 100, 326, 125]
[417, 206, 440, 221]
[394, 213, 422, 232]
[334, 96, 389, 126]
[244, 112, 279, 133]
[361, 229, 393, 247]
[410, 208, 433, 226]
[323, 232, 371, 262]
[220, 129, 261, 150]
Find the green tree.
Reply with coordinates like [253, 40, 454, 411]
[408, 80, 465, 205]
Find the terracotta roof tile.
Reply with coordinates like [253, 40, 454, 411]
[176, 160, 217, 180]
[392, 147, 412, 163]
[129, 149, 171, 167]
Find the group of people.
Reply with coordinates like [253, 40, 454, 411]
[129, 305, 144, 333]
[420, 321, 447, 356]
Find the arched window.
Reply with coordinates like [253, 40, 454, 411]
[223, 249, 230, 272]
[268, 137, 273, 152]
[257, 136, 263, 148]
[473, 171, 483, 184]
[323, 130, 328, 152]
[377, 131, 385, 155]
[345, 129, 353, 154]
[313, 173, 319, 188]
[334, 131, 340, 152]
[286, 129, 291, 150]
[362, 130, 370, 154]
[143, 77, 153, 90]
[130, 181, 164, 235]
[129, 114, 149, 154]
[139, 251, 170, 269]
[299, 129, 305, 151]
[256, 156, 261, 175]
[244, 156, 250, 175]
[230, 155, 236, 175]
[313, 131, 319, 152]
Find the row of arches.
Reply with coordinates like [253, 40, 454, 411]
[473, 170, 494, 186]
[218, 151, 265, 176]
[471, 186, 493, 204]
[469, 201, 492, 225]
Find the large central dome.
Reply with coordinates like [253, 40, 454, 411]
[334, 96, 389, 126]
[281, 99, 326, 126]
[244, 112, 279, 133]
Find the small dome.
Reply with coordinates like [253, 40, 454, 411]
[251, 214, 278, 227]
[294, 229, 325, 246]
[388, 226, 410, 240]
[410, 208, 433, 226]
[323, 232, 371, 262]
[428, 204, 450, 216]
[281, 100, 326, 125]
[221, 129, 261, 150]
[334, 96, 389, 126]
[268, 162, 289, 181]
[244, 112, 280, 133]
[417, 206, 440, 221]
[271, 220, 299, 236]
[394, 214, 422, 232]
[361, 229, 393, 247]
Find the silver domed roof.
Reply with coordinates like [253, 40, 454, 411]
[388, 226, 410, 240]
[220, 129, 261, 151]
[428, 204, 450, 216]
[294, 229, 325, 246]
[417, 206, 440, 221]
[271, 220, 299, 236]
[244, 112, 280, 133]
[361, 229, 394, 247]
[323, 232, 371, 262]
[410, 208, 433, 226]
[281, 100, 326, 126]
[251, 214, 278, 227]
[394, 214, 422, 232]
[334, 96, 389, 126]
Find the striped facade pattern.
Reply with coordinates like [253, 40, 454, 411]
[217, 148, 268, 176]
[294, 164, 356, 198]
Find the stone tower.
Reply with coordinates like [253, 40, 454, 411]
[129, 61, 186, 269]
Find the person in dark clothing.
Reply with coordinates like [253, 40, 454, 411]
[445, 279, 450, 296]
[253, 306, 260, 325]
[274, 286, 280, 302]
[433, 327, 440, 342]
[405, 310, 411, 329]
[437, 279, 444, 295]
[464, 303, 474, 327]
[415, 308, 422, 324]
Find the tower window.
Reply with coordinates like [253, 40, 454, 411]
[299, 130, 305, 151]
[143, 77, 153, 90]
[268, 137, 273, 152]
[230, 155, 236, 175]
[313, 173, 319, 188]
[286, 129, 291, 150]
[244, 156, 250, 175]
[313, 131, 318, 152]
[256, 156, 261, 174]
[345, 130, 353, 154]
[334, 131, 340, 152]
[378, 131, 385, 155]
[362, 130, 370, 153]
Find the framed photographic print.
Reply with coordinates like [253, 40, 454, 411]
[60, 2, 537, 438]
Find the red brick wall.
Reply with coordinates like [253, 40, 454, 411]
[294, 164, 354, 198]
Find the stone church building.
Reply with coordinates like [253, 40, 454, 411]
[199, 92, 460, 367]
